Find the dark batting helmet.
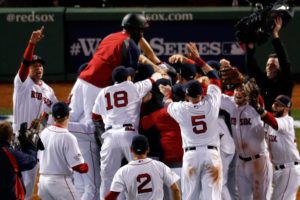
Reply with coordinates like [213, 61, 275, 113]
[121, 13, 149, 29]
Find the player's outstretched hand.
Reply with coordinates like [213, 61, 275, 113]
[168, 54, 188, 64]
[186, 42, 200, 61]
[29, 26, 45, 45]
[272, 16, 282, 38]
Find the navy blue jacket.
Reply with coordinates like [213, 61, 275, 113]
[0, 141, 37, 200]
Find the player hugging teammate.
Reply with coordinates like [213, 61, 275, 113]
[11, 13, 300, 200]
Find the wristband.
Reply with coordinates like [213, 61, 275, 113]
[195, 57, 206, 68]
[257, 107, 265, 115]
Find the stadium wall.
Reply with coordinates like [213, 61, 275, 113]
[0, 7, 299, 82]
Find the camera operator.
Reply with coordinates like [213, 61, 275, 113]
[0, 121, 38, 200]
[246, 16, 294, 111]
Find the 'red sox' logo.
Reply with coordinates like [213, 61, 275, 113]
[31, 91, 53, 107]
[231, 117, 251, 125]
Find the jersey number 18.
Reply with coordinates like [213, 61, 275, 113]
[105, 91, 128, 110]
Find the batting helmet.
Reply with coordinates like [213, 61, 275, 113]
[121, 13, 149, 29]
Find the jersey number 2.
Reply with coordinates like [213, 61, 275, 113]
[191, 115, 207, 134]
[137, 173, 152, 194]
[105, 91, 128, 110]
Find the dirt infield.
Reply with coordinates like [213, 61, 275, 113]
[1, 82, 300, 111]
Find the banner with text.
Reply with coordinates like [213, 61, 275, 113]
[66, 12, 246, 75]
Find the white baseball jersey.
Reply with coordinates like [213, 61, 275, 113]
[266, 115, 300, 200]
[167, 84, 222, 200]
[93, 79, 152, 129]
[218, 117, 235, 155]
[13, 74, 57, 133]
[220, 95, 268, 157]
[266, 115, 300, 164]
[220, 94, 272, 200]
[110, 158, 180, 200]
[167, 84, 222, 148]
[39, 125, 85, 176]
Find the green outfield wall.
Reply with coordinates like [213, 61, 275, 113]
[0, 7, 299, 82]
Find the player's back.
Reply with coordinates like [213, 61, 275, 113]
[94, 80, 151, 128]
[112, 158, 179, 200]
[79, 31, 129, 87]
[167, 84, 221, 147]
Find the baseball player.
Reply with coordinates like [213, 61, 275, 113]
[12, 26, 57, 200]
[220, 85, 273, 200]
[140, 83, 185, 200]
[68, 14, 162, 199]
[38, 102, 88, 200]
[69, 13, 161, 125]
[160, 42, 223, 200]
[104, 135, 181, 200]
[92, 66, 162, 199]
[218, 113, 236, 200]
[252, 95, 300, 200]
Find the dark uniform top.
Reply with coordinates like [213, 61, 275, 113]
[246, 38, 294, 111]
[0, 141, 37, 200]
[79, 31, 140, 88]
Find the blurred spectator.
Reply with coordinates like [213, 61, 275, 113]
[0, 121, 38, 200]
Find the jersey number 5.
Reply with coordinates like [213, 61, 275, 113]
[191, 115, 207, 134]
[105, 91, 128, 110]
[137, 173, 152, 194]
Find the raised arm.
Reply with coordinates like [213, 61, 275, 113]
[139, 37, 161, 64]
[18, 26, 44, 82]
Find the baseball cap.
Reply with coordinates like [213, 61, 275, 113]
[177, 63, 196, 81]
[172, 84, 185, 101]
[31, 54, 45, 65]
[155, 78, 171, 87]
[112, 66, 131, 83]
[52, 102, 71, 119]
[131, 135, 149, 155]
[274, 95, 292, 108]
[185, 80, 203, 98]
[135, 64, 155, 81]
[206, 60, 221, 71]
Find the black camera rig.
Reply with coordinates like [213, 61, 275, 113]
[235, 0, 295, 45]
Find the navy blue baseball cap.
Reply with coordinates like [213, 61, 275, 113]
[135, 64, 155, 81]
[172, 84, 186, 101]
[112, 66, 131, 83]
[52, 102, 71, 119]
[176, 63, 196, 81]
[131, 135, 149, 154]
[31, 54, 45, 65]
[206, 60, 221, 71]
[185, 80, 203, 98]
[274, 95, 292, 108]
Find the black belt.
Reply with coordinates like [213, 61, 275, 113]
[105, 124, 134, 131]
[184, 145, 217, 152]
[239, 154, 260, 162]
[275, 162, 299, 170]
[166, 162, 182, 168]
